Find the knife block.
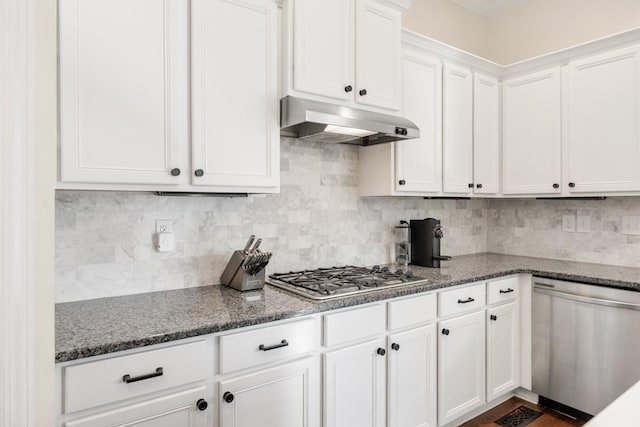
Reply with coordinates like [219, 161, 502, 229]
[220, 250, 265, 291]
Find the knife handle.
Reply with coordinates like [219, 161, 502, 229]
[243, 235, 255, 253]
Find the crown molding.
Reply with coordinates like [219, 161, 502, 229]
[403, 27, 640, 80]
[402, 29, 503, 76]
[371, 0, 414, 12]
[502, 26, 640, 78]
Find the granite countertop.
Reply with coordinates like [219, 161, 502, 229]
[56, 252, 640, 363]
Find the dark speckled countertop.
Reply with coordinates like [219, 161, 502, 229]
[56, 253, 640, 363]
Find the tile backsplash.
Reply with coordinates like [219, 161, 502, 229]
[56, 138, 640, 302]
[487, 197, 640, 267]
[55, 138, 488, 303]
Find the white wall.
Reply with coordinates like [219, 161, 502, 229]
[487, 0, 640, 64]
[403, 0, 490, 58]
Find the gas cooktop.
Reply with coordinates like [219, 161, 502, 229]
[267, 265, 429, 300]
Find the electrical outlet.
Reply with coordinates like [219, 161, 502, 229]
[156, 232, 175, 252]
[155, 220, 173, 234]
[562, 215, 576, 233]
[577, 215, 590, 233]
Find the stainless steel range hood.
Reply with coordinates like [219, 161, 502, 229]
[280, 96, 419, 146]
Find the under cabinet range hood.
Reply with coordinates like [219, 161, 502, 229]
[280, 96, 419, 146]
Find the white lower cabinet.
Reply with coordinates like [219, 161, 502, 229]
[387, 324, 437, 427]
[323, 339, 387, 427]
[218, 357, 319, 427]
[65, 387, 207, 427]
[58, 278, 528, 427]
[438, 310, 486, 426]
[486, 302, 520, 401]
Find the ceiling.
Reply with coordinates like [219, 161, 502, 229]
[451, 0, 529, 17]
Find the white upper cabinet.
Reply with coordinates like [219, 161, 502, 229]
[473, 73, 501, 195]
[286, 0, 405, 112]
[59, 0, 189, 186]
[502, 67, 562, 195]
[395, 51, 442, 195]
[443, 63, 474, 194]
[565, 45, 640, 193]
[59, 0, 279, 193]
[354, 0, 402, 110]
[191, 0, 279, 191]
[291, 0, 352, 101]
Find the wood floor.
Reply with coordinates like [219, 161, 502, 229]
[459, 397, 587, 427]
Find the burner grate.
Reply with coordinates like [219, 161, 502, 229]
[268, 265, 427, 299]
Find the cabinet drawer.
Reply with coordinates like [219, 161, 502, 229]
[487, 276, 519, 304]
[219, 318, 318, 374]
[438, 283, 486, 317]
[63, 341, 207, 414]
[388, 293, 437, 330]
[323, 304, 386, 347]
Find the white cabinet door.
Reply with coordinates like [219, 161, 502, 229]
[566, 45, 640, 193]
[443, 63, 473, 194]
[191, 0, 279, 191]
[487, 302, 520, 402]
[324, 339, 386, 427]
[473, 73, 501, 195]
[438, 311, 486, 426]
[395, 51, 442, 194]
[355, 0, 401, 111]
[59, 0, 188, 185]
[219, 357, 319, 427]
[291, 0, 353, 101]
[503, 67, 562, 195]
[65, 387, 207, 427]
[387, 325, 437, 427]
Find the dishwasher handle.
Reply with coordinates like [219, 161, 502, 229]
[533, 286, 640, 311]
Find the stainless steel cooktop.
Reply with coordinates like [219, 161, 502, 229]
[267, 265, 429, 300]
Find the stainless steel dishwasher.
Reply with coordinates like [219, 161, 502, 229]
[532, 277, 640, 416]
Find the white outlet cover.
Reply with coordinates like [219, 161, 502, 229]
[562, 215, 576, 233]
[156, 232, 175, 252]
[576, 215, 590, 233]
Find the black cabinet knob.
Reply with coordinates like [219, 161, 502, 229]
[194, 169, 204, 177]
[490, 314, 497, 321]
[223, 392, 234, 403]
[196, 398, 208, 411]
[359, 89, 367, 96]
[376, 347, 386, 356]
[468, 183, 474, 188]
[391, 343, 400, 351]
[398, 179, 406, 186]
[442, 328, 450, 335]
[344, 85, 353, 93]
[476, 183, 483, 189]
[170, 168, 181, 177]
[553, 183, 560, 189]
[569, 182, 576, 188]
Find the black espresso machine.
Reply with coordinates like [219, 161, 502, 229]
[409, 218, 452, 268]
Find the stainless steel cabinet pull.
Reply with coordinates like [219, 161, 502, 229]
[259, 339, 289, 351]
[457, 297, 475, 304]
[122, 367, 163, 383]
[499, 288, 514, 294]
